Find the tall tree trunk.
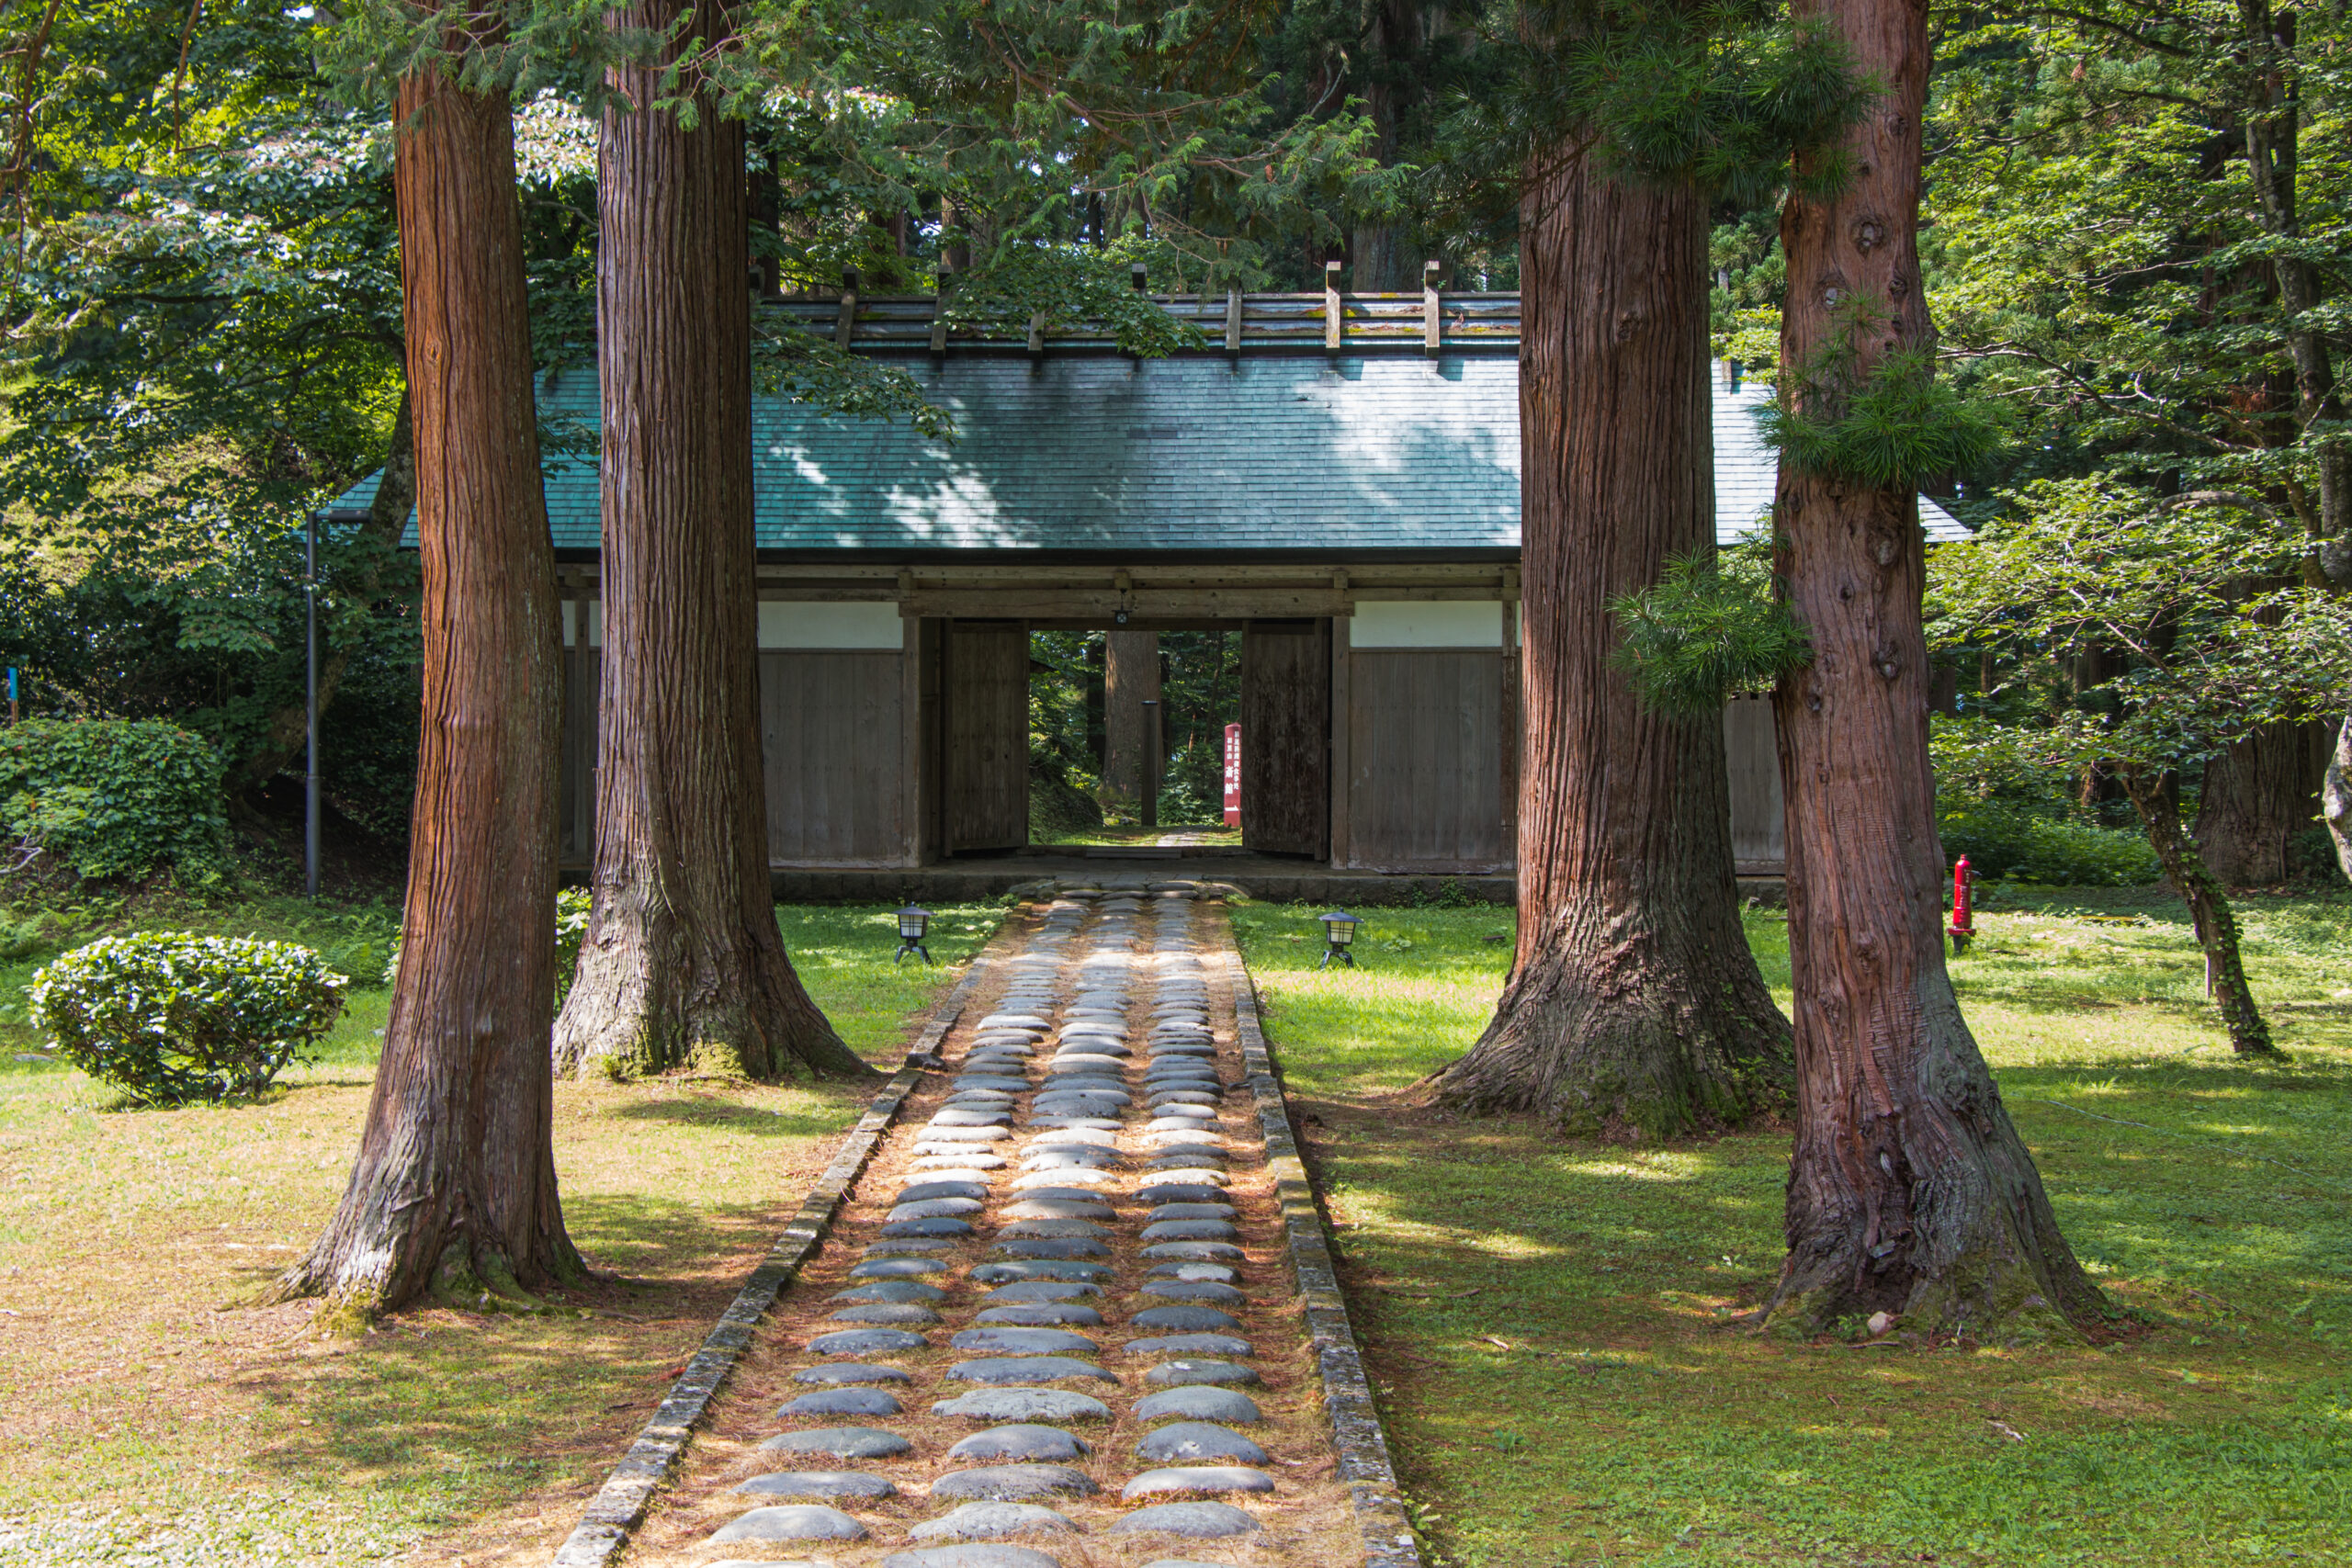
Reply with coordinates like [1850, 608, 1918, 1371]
[1764, 0, 2103, 1339]
[2194, 719, 2329, 885]
[2324, 718, 2352, 880]
[232, 387, 417, 795]
[2121, 764, 2278, 1055]
[1102, 628, 1159, 823]
[1349, 0, 1419, 292]
[1421, 153, 1791, 1136]
[2236, 0, 2352, 877]
[554, 0, 868, 1082]
[269, 73, 579, 1325]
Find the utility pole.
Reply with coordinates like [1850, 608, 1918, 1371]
[305, 512, 321, 900]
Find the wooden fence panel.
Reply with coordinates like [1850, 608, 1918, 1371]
[1345, 649, 1510, 871]
[758, 650, 905, 863]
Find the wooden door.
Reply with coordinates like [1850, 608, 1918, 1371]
[944, 621, 1029, 852]
[758, 651, 904, 863]
[1240, 619, 1329, 855]
[1346, 649, 1511, 869]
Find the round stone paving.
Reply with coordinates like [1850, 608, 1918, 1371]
[908, 1502, 1080, 1540]
[1105, 1500, 1262, 1537]
[929, 1463, 1101, 1502]
[707, 1504, 868, 1541]
[733, 1470, 899, 1499]
[758, 1426, 912, 1459]
[930, 1388, 1114, 1423]
[944, 1423, 1092, 1462]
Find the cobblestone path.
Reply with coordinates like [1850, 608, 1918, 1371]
[620, 886, 1374, 1568]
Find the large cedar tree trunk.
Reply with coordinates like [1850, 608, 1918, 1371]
[2193, 719, 2329, 885]
[1421, 155, 1791, 1136]
[270, 74, 579, 1324]
[554, 0, 867, 1081]
[1764, 0, 2102, 1338]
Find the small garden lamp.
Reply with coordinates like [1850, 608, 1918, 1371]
[1317, 909, 1362, 969]
[894, 905, 933, 964]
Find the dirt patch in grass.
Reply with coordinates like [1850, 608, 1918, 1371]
[1235, 894, 2352, 1568]
[0, 898, 1002, 1568]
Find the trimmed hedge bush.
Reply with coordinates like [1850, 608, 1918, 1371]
[28, 932, 347, 1104]
[0, 719, 230, 885]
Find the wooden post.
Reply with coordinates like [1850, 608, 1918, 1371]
[1324, 260, 1343, 354]
[1026, 310, 1046, 357]
[900, 603, 924, 867]
[1423, 260, 1443, 358]
[929, 266, 951, 356]
[1225, 288, 1243, 357]
[1328, 611, 1351, 868]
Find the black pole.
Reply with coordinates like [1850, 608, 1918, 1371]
[305, 512, 321, 900]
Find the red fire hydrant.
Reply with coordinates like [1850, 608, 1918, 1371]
[1948, 856, 1975, 955]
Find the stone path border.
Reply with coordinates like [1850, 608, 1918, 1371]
[548, 923, 1015, 1568]
[1215, 908, 1424, 1568]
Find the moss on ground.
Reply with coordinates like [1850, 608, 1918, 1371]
[1232, 890, 2352, 1568]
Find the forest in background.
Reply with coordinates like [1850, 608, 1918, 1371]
[0, 0, 2341, 895]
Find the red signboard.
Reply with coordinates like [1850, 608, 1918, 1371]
[1222, 723, 1242, 827]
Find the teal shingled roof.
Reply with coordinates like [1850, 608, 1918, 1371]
[331, 345, 1966, 553]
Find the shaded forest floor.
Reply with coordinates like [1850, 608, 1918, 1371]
[1232, 888, 2352, 1568]
[0, 896, 1006, 1568]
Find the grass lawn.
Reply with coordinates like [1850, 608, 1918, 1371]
[1030, 822, 1245, 847]
[1232, 887, 2352, 1568]
[0, 893, 1004, 1568]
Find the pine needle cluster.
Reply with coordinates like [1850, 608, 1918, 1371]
[1608, 547, 1810, 717]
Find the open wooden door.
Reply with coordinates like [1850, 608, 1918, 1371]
[943, 620, 1028, 852]
[1240, 618, 1329, 856]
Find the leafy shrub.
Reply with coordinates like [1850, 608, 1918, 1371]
[380, 886, 595, 1002]
[1928, 714, 2084, 816]
[0, 719, 230, 886]
[1937, 801, 2162, 886]
[28, 932, 348, 1104]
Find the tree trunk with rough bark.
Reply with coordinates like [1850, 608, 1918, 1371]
[1763, 0, 2104, 1340]
[269, 73, 579, 1326]
[2194, 719, 2329, 885]
[2326, 718, 2352, 880]
[1102, 629, 1159, 823]
[1421, 154, 1791, 1137]
[2123, 764, 2278, 1054]
[1349, 0, 1421, 292]
[554, 0, 868, 1082]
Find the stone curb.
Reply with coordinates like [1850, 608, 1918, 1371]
[1212, 908, 1425, 1568]
[547, 922, 1019, 1568]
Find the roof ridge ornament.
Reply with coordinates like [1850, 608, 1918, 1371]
[1323, 260, 1343, 355]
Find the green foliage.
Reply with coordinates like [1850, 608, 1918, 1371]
[380, 886, 594, 1001]
[1937, 801, 2163, 886]
[1609, 549, 1809, 717]
[0, 719, 231, 886]
[1929, 713, 2087, 818]
[28, 931, 348, 1104]
[1758, 339, 2003, 488]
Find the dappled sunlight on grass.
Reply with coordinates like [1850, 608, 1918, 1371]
[1235, 888, 2352, 1568]
[0, 896, 996, 1567]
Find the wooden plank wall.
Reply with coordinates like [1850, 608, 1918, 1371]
[1344, 649, 1512, 871]
[944, 621, 1029, 852]
[757, 650, 906, 863]
[1239, 621, 1330, 856]
[1724, 696, 1785, 871]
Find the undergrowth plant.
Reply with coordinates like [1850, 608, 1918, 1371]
[29, 932, 348, 1104]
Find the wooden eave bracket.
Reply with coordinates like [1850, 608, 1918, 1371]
[1324, 261, 1343, 354]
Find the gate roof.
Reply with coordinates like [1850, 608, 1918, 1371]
[327, 291, 1967, 556]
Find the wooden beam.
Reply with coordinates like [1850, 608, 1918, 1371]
[1423, 261, 1443, 357]
[1324, 261, 1343, 354]
[1328, 612, 1351, 869]
[902, 587, 1350, 620]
